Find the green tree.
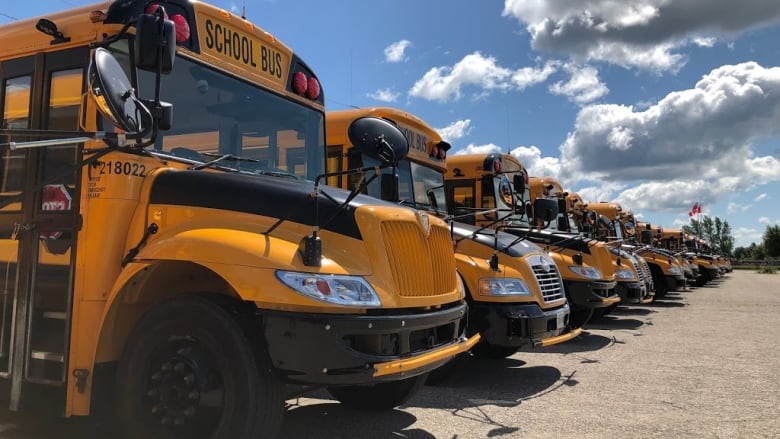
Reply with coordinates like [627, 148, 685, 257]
[763, 225, 780, 258]
[683, 216, 735, 255]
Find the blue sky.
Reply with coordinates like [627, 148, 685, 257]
[5, 0, 780, 248]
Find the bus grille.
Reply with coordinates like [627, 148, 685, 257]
[632, 258, 647, 283]
[531, 262, 565, 303]
[382, 221, 455, 297]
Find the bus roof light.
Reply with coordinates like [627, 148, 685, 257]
[305, 77, 320, 99]
[172, 14, 191, 43]
[293, 72, 308, 95]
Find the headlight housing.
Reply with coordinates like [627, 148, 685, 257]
[478, 278, 531, 296]
[276, 271, 381, 307]
[668, 266, 681, 275]
[568, 265, 602, 280]
[615, 268, 636, 280]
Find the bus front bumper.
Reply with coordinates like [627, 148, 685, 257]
[564, 280, 620, 309]
[614, 281, 645, 305]
[467, 302, 577, 348]
[258, 301, 478, 385]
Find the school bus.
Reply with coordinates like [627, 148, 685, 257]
[0, 2, 478, 437]
[325, 107, 581, 362]
[443, 153, 619, 328]
[529, 179, 652, 309]
[587, 202, 685, 299]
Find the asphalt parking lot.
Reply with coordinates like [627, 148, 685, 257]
[2, 270, 778, 438]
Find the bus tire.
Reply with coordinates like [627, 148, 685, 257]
[326, 374, 427, 411]
[116, 295, 284, 439]
[471, 342, 518, 359]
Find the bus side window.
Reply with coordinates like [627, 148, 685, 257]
[2, 76, 30, 211]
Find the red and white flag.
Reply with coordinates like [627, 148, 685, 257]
[688, 202, 701, 217]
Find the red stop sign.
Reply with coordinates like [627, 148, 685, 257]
[40, 184, 72, 239]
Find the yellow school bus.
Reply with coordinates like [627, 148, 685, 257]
[587, 202, 684, 299]
[0, 2, 477, 437]
[444, 153, 619, 327]
[529, 176, 651, 312]
[326, 107, 581, 362]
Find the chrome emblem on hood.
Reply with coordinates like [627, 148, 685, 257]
[416, 210, 431, 237]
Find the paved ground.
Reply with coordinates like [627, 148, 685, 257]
[2, 270, 778, 438]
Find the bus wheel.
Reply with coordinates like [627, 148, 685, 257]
[471, 342, 518, 359]
[326, 374, 427, 410]
[116, 296, 284, 438]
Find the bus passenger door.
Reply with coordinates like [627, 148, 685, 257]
[1, 47, 87, 411]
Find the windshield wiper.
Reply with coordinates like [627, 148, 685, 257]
[190, 153, 250, 170]
[191, 153, 298, 179]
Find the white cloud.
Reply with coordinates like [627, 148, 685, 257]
[559, 62, 780, 194]
[754, 193, 768, 202]
[733, 226, 764, 247]
[384, 40, 412, 63]
[436, 119, 472, 143]
[366, 88, 399, 103]
[549, 64, 609, 105]
[502, 0, 780, 72]
[509, 145, 562, 181]
[453, 143, 502, 155]
[758, 216, 771, 225]
[409, 52, 558, 102]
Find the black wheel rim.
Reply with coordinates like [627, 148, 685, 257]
[142, 338, 226, 436]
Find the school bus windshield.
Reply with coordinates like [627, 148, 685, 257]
[108, 41, 325, 180]
[359, 157, 447, 212]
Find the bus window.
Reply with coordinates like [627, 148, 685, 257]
[1, 76, 30, 211]
[39, 69, 82, 201]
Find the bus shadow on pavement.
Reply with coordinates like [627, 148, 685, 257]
[586, 316, 646, 330]
[610, 306, 656, 316]
[281, 404, 433, 439]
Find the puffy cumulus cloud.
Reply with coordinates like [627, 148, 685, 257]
[366, 88, 399, 103]
[572, 181, 627, 205]
[758, 216, 771, 225]
[409, 52, 558, 102]
[502, 0, 780, 72]
[611, 179, 714, 212]
[384, 40, 412, 63]
[453, 143, 502, 155]
[549, 64, 609, 105]
[509, 145, 562, 180]
[436, 119, 472, 143]
[559, 62, 780, 189]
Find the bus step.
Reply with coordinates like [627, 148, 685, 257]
[30, 350, 64, 363]
[42, 311, 67, 320]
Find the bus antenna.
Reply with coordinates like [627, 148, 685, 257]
[241, 1, 246, 19]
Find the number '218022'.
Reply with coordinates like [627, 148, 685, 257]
[99, 160, 147, 177]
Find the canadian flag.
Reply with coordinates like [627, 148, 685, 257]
[688, 202, 701, 217]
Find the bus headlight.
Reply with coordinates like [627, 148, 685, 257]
[668, 266, 681, 275]
[276, 271, 382, 307]
[478, 278, 531, 296]
[615, 268, 636, 280]
[568, 265, 602, 280]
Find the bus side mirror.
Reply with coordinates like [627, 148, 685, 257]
[135, 10, 175, 74]
[533, 198, 558, 223]
[381, 173, 399, 202]
[88, 48, 148, 134]
[513, 173, 525, 195]
[348, 117, 409, 166]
